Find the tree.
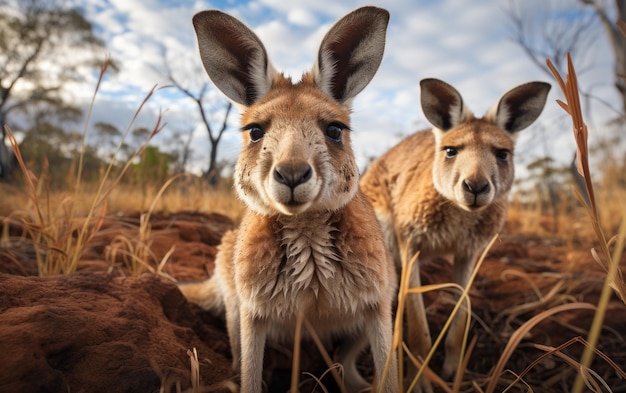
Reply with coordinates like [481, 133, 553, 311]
[504, 0, 626, 205]
[0, 0, 111, 179]
[168, 127, 195, 174]
[18, 121, 105, 188]
[131, 145, 171, 184]
[507, 1, 595, 73]
[583, 0, 626, 116]
[506, 0, 625, 118]
[93, 121, 122, 159]
[159, 47, 233, 185]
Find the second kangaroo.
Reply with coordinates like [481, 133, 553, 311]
[180, 7, 399, 393]
[361, 78, 550, 392]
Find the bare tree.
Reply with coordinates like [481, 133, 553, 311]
[507, 0, 626, 119]
[506, 0, 599, 79]
[504, 0, 626, 207]
[583, 0, 626, 115]
[0, 0, 111, 179]
[169, 127, 195, 174]
[159, 48, 233, 185]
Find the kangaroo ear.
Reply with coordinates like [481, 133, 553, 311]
[485, 82, 551, 133]
[420, 78, 471, 131]
[192, 10, 277, 107]
[313, 6, 389, 104]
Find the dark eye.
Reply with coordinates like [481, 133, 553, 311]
[444, 147, 458, 158]
[245, 125, 265, 143]
[496, 149, 510, 161]
[325, 122, 345, 142]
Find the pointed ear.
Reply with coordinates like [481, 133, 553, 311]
[420, 78, 471, 131]
[313, 6, 389, 104]
[192, 10, 276, 107]
[485, 82, 551, 133]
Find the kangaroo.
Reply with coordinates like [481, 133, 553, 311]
[360, 78, 550, 392]
[179, 7, 399, 393]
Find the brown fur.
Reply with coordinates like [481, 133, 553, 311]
[361, 78, 550, 392]
[179, 7, 399, 393]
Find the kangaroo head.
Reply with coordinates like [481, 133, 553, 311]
[193, 7, 389, 216]
[420, 78, 551, 212]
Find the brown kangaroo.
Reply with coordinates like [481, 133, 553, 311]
[179, 7, 399, 393]
[360, 78, 550, 392]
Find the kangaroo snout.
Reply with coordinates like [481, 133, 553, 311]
[462, 179, 490, 195]
[273, 161, 313, 189]
[460, 177, 493, 209]
[269, 156, 319, 215]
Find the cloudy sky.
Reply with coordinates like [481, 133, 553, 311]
[55, 0, 619, 177]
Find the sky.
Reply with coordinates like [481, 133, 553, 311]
[51, 0, 621, 179]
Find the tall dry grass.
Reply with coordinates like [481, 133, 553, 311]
[546, 53, 626, 393]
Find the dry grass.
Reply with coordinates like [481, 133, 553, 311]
[1, 175, 243, 222]
[546, 53, 626, 393]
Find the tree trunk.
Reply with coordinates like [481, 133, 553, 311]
[585, 0, 626, 115]
[0, 120, 13, 180]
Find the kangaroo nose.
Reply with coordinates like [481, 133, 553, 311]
[273, 162, 312, 189]
[463, 179, 490, 196]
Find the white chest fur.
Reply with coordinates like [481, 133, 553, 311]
[239, 212, 380, 328]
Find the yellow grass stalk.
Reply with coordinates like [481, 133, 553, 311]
[187, 348, 200, 392]
[403, 281, 467, 392]
[546, 53, 626, 393]
[302, 318, 348, 393]
[402, 234, 498, 393]
[401, 342, 454, 393]
[129, 174, 185, 276]
[290, 311, 305, 393]
[532, 342, 616, 392]
[159, 347, 237, 393]
[533, 337, 626, 380]
[390, 247, 416, 392]
[485, 302, 596, 393]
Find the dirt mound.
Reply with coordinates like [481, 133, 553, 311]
[0, 272, 233, 393]
[0, 212, 235, 393]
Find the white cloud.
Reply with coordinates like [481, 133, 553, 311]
[287, 8, 317, 26]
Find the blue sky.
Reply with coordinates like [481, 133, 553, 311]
[59, 0, 619, 178]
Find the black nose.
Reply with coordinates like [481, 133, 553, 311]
[463, 179, 490, 196]
[273, 162, 312, 189]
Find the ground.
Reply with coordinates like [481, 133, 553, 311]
[0, 211, 624, 392]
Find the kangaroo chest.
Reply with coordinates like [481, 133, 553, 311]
[398, 190, 507, 257]
[234, 212, 381, 322]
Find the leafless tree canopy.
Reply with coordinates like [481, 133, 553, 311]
[159, 46, 233, 184]
[505, 0, 626, 213]
[506, 0, 626, 116]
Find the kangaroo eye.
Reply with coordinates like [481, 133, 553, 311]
[245, 125, 265, 143]
[444, 147, 458, 158]
[496, 149, 510, 161]
[325, 122, 345, 142]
